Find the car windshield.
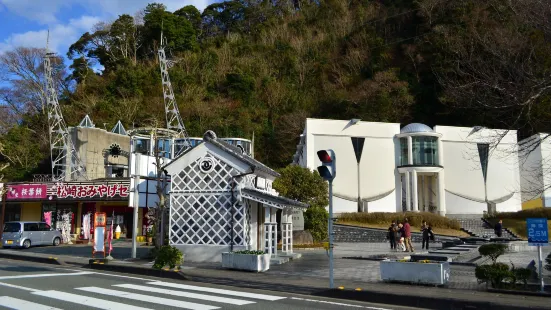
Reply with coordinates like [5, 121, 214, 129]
[3, 222, 21, 233]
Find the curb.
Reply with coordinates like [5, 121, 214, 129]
[0, 251, 64, 266]
[87, 260, 192, 281]
[318, 288, 542, 310]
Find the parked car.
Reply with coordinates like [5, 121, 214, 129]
[2, 221, 62, 249]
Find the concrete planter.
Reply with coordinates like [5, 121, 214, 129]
[380, 259, 451, 285]
[221, 253, 270, 272]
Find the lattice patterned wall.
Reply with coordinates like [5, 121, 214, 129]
[169, 154, 248, 246]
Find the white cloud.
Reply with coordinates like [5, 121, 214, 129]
[0, 15, 101, 55]
[0, 0, 73, 24]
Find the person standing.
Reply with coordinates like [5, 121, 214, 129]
[388, 221, 397, 250]
[494, 220, 503, 237]
[421, 221, 433, 250]
[403, 218, 414, 252]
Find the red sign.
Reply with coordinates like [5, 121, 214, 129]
[56, 183, 129, 199]
[7, 184, 47, 200]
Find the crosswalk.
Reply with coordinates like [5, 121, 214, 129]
[0, 280, 286, 310]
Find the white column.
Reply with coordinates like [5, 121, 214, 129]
[407, 136, 413, 165]
[437, 171, 446, 216]
[437, 137, 444, 166]
[412, 170, 419, 212]
[420, 176, 425, 212]
[424, 176, 431, 212]
[271, 207, 277, 256]
[405, 171, 411, 211]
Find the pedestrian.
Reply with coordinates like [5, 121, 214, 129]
[403, 218, 414, 252]
[494, 220, 503, 238]
[421, 221, 434, 250]
[397, 223, 406, 251]
[388, 221, 397, 250]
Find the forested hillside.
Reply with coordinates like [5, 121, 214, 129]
[0, 0, 550, 181]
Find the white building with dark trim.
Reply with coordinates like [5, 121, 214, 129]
[293, 118, 522, 217]
[164, 131, 307, 262]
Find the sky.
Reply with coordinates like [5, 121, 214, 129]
[0, 0, 216, 58]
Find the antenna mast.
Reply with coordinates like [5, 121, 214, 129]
[44, 31, 88, 182]
[158, 31, 192, 156]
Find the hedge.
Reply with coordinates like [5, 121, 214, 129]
[488, 209, 551, 220]
[337, 212, 460, 230]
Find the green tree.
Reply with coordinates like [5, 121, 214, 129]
[273, 165, 329, 241]
[143, 3, 197, 52]
[0, 125, 43, 181]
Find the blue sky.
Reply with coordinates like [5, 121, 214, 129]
[0, 0, 216, 58]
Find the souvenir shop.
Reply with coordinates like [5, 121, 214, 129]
[1, 180, 151, 242]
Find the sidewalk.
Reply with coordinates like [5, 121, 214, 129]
[1, 245, 550, 310]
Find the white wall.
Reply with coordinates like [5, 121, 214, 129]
[303, 119, 400, 213]
[435, 126, 521, 214]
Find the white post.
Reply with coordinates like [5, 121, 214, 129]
[328, 179, 334, 289]
[412, 170, 419, 212]
[405, 171, 411, 211]
[407, 136, 413, 165]
[131, 154, 141, 259]
[538, 245, 545, 292]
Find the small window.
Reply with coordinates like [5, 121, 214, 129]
[3, 222, 20, 232]
[39, 223, 51, 231]
[23, 223, 39, 231]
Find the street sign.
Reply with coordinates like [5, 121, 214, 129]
[527, 218, 548, 246]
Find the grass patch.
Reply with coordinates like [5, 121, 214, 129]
[337, 212, 461, 230]
[486, 209, 551, 239]
[337, 222, 469, 238]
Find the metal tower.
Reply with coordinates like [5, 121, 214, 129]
[44, 34, 88, 182]
[158, 33, 192, 156]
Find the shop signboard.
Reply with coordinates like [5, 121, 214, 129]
[93, 212, 107, 258]
[55, 183, 129, 199]
[6, 184, 47, 200]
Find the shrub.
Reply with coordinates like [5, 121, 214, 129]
[478, 243, 508, 264]
[304, 206, 329, 242]
[152, 245, 183, 270]
[492, 209, 551, 220]
[514, 267, 532, 288]
[232, 250, 265, 255]
[546, 252, 551, 271]
[475, 263, 511, 288]
[337, 211, 460, 230]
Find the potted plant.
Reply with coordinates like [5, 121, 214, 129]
[222, 250, 270, 272]
[146, 227, 153, 245]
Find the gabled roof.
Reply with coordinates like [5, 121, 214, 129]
[165, 130, 280, 178]
[78, 115, 95, 128]
[111, 120, 127, 135]
[242, 187, 308, 209]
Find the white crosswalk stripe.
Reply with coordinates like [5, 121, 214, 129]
[32, 290, 152, 310]
[75, 286, 220, 310]
[147, 281, 287, 301]
[0, 279, 286, 310]
[0, 296, 62, 310]
[113, 284, 255, 305]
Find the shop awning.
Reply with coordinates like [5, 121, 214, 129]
[241, 187, 308, 210]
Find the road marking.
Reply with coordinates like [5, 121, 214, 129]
[290, 297, 393, 310]
[0, 271, 94, 280]
[33, 290, 152, 310]
[0, 296, 62, 310]
[113, 284, 255, 306]
[147, 281, 286, 301]
[0, 282, 38, 292]
[75, 287, 219, 310]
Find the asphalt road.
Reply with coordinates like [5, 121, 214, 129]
[0, 259, 422, 310]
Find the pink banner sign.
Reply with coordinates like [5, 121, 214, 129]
[7, 184, 47, 200]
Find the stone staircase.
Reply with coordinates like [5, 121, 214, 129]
[457, 218, 519, 239]
[333, 224, 458, 243]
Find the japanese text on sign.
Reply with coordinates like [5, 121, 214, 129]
[56, 183, 129, 199]
[7, 184, 47, 200]
[527, 218, 548, 246]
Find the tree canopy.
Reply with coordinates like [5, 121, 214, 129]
[0, 0, 550, 181]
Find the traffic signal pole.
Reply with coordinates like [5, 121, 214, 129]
[328, 179, 334, 289]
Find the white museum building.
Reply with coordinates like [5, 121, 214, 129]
[292, 118, 523, 217]
[164, 131, 307, 262]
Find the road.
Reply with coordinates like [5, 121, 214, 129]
[0, 259, 421, 310]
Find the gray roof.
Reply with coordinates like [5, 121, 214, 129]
[400, 123, 434, 134]
[243, 187, 309, 209]
[165, 130, 280, 178]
